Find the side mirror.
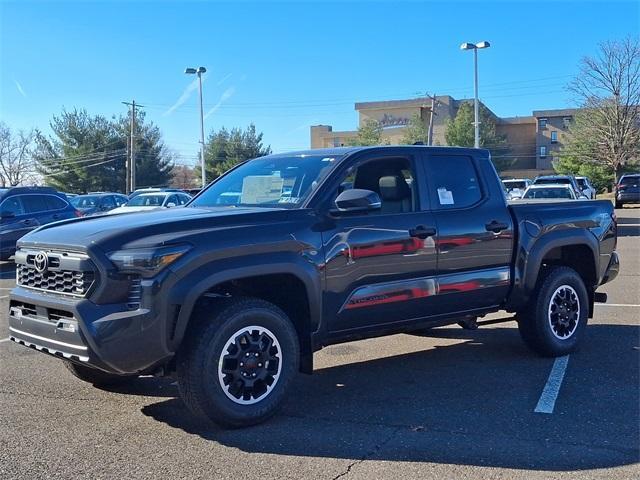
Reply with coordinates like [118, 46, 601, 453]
[0, 210, 15, 219]
[166, 202, 176, 208]
[334, 189, 381, 213]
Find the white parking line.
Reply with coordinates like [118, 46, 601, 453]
[0, 295, 8, 300]
[595, 303, 640, 307]
[534, 355, 570, 414]
[0, 338, 10, 343]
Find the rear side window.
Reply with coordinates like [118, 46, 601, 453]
[426, 155, 482, 209]
[101, 196, 116, 209]
[45, 195, 68, 210]
[114, 195, 128, 206]
[21, 195, 49, 213]
[620, 176, 639, 185]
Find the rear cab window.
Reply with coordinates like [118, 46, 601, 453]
[424, 155, 482, 209]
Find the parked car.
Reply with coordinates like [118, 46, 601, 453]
[532, 175, 583, 198]
[128, 187, 184, 200]
[108, 191, 191, 214]
[182, 188, 202, 197]
[615, 173, 640, 208]
[8, 146, 619, 428]
[0, 187, 80, 261]
[502, 178, 532, 199]
[519, 184, 581, 200]
[70, 193, 128, 216]
[575, 176, 597, 199]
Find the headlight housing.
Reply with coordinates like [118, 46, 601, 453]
[107, 244, 191, 278]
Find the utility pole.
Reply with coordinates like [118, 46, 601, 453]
[427, 94, 437, 146]
[122, 100, 143, 193]
[460, 41, 490, 149]
[184, 67, 207, 188]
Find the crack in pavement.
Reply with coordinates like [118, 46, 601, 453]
[331, 427, 402, 480]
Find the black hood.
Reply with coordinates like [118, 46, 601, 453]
[17, 206, 296, 253]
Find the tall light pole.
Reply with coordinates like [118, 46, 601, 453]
[460, 41, 490, 148]
[185, 66, 207, 187]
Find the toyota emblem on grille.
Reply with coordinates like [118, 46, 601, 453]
[33, 252, 49, 273]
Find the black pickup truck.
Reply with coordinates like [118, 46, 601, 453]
[7, 146, 619, 427]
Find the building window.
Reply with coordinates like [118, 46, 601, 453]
[540, 146, 547, 158]
[539, 118, 547, 129]
[551, 131, 558, 143]
[333, 137, 341, 147]
[563, 117, 571, 129]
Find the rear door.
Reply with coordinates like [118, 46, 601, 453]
[422, 152, 514, 315]
[321, 150, 439, 334]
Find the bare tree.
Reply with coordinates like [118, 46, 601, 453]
[0, 123, 37, 187]
[563, 37, 640, 181]
[170, 164, 198, 189]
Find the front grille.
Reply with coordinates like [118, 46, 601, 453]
[17, 265, 95, 296]
[15, 250, 97, 297]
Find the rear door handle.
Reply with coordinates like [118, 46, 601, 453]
[485, 221, 508, 233]
[409, 225, 436, 239]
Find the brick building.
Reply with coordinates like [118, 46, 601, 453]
[310, 96, 577, 177]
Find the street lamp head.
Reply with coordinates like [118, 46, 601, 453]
[196, 66, 207, 74]
[184, 68, 197, 74]
[476, 41, 490, 49]
[460, 42, 476, 50]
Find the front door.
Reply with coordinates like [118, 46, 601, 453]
[321, 152, 438, 334]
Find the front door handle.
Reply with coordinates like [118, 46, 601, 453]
[485, 220, 508, 233]
[409, 225, 436, 239]
[21, 219, 32, 225]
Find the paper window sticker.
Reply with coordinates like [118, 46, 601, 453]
[437, 187, 454, 205]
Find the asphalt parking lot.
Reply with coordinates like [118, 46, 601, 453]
[0, 208, 638, 480]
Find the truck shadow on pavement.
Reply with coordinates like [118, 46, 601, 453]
[0, 261, 16, 280]
[136, 323, 639, 472]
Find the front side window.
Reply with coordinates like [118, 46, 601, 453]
[191, 155, 342, 208]
[101, 196, 116, 209]
[333, 157, 416, 215]
[0, 196, 24, 216]
[426, 155, 481, 209]
[71, 195, 98, 208]
[127, 194, 166, 207]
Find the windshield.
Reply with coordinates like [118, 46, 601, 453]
[70, 195, 99, 208]
[503, 181, 527, 190]
[524, 187, 573, 199]
[191, 155, 341, 208]
[127, 194, 166, 207]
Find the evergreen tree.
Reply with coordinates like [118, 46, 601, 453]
[204, 124, 271, 180]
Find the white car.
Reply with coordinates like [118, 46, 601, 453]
[575, 176, 597, 199]
[519, 184, 588, 201]
[502, 179, 532, 200]
[108, 192, 191, 214]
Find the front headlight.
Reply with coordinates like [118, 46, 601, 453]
[107, 244, 191, 278]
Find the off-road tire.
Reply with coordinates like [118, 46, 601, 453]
[615, 200, 623, 209]
[517, 266, 589, 357]
[177, 297, 299, 428]
[64, 361, 135, 386]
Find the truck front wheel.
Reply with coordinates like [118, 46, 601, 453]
[177, 297, 299, 428]
[517, 266, 589, 357]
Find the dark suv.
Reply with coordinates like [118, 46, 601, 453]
[615, 174, 640, 208]
[0, 187, 79, 261]
[70, 193, 128, 216]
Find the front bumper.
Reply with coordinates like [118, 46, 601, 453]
[600, 251, 619, 286]
[8, 280, 176, 374]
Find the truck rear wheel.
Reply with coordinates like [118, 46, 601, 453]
[177, 297, 299, 428]
[64, 361, 134, 387]
[517, 266, 588, 357]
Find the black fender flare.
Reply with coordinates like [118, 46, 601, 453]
[508, 228, 598, 310]
[166, 256, 322, 353]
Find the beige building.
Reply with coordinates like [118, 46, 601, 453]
[311, 96, 577, 177]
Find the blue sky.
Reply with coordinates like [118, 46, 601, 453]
[1, 0, 638, 167]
